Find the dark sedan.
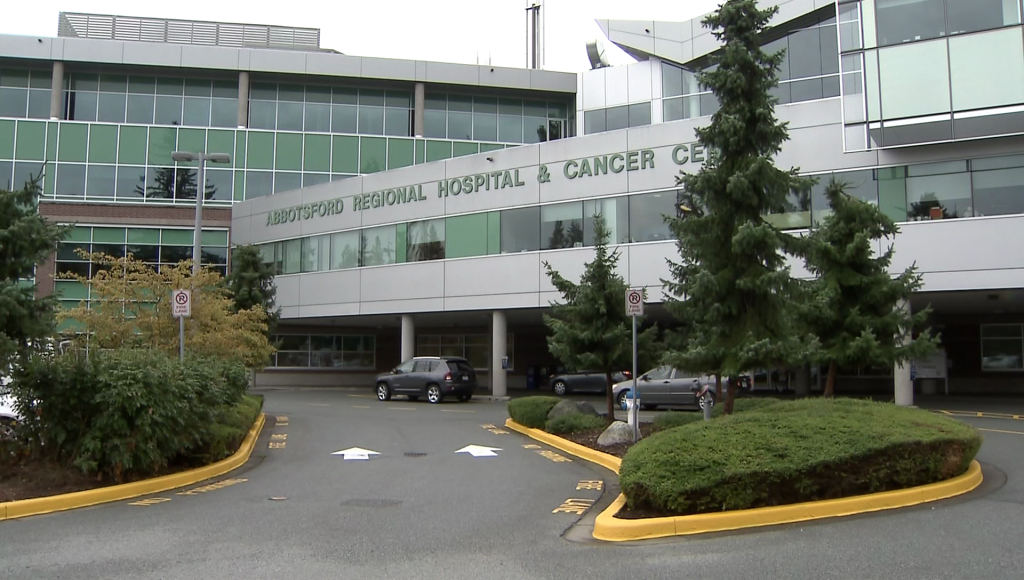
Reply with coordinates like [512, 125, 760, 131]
[548, 369, 632, 396]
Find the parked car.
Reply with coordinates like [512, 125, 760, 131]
[548, 369, 632, 396]
[375, 356, 477, 404]
[612, 367, 750, 410]
[0, 374, 20, 439]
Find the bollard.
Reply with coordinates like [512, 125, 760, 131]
[702, 396, 712, 421]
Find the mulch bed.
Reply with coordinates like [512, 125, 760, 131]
[560, 423, 657, 458]
[0, 461, 110, 503]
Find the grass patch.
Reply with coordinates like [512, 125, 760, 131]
[546, 412, 606, 435]
[619, 398, 981, 517]
[508, 396, 562, 429]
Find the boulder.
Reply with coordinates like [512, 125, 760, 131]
[547, 399, 599, 420]
[597, 421, 636, 446]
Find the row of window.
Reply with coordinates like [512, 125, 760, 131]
[980, 324, 1024, 371]
[0, 68, 52, 121]
[422, 94, 572, 144]
[864, 0, 1021, 49]
[270, 334, 376, 369]
[417, 334, 515, 371]
[249, 84, 413, 135]
[583, 103, 652, 135]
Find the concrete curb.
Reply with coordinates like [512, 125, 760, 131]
[0, 412, 266, 521]
[504, 418, 984, 542]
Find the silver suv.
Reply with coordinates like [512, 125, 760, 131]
[375, 356, 478, 404]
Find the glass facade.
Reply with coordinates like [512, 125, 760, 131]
[0, 68, 52, 120]
[662, 13, 840, 122]
[271, 334, 376, 369]
[980, 324, 1024, 371]
[417, 334, 514, 371]
[584, 103, 652, 134]
[423, 94, 572, 144]
[248, 84, 412, 136]
[874, 0, 1021, 47]
[64, 73, 238, 127]
[54, 226, 230, 309]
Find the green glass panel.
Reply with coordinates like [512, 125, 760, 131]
[479, 143, 503, 153]
[207, 129, 234, 158]
[118, 126, 148, 165]
[452, 142, 479, 158]
[303, 134, 330, 171]
[161, 229, 193, 245]
[46, 122, 58, 161]
[15, 120, 46, 161]
[147, 127, 176, 165]
[878, 177, 908, 223]
[57, 316, 85, 333]
[42, 162, 55, 194]
[487, 211, 500, 255]
[234, 131, 246, 168]
[57, 123, 88, 162]
[176, 128, 206, 165]
[0, 119, 14, 159]
[387, 138, 414, 170]
[127, 228, 160, 244]
[445, 214, 488, 259]
[202, 229, 229, 246]
[67, 226, 91, 242]
[87, 124, 118, 163]
[360, 136, 386, 174]
[92, 226, 126, 243]
[234, 170, 244, 201]
[54, 280, 88, 300]
[331, 135, 359, 173]
[426, 140, 453, 162]
[395, 223, 407, 263]
[415, 139, 425, 164]
[247, 131, 274, 170]
[275, 132, 302, 171]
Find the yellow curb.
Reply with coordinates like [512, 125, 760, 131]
[504, 418, 984, 542]
[0, 412, 266, 521]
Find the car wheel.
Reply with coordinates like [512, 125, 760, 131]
[407, 395, 419, 402]
[0, 419, 15, 440]
[376, 382, 392, 402]
[552, 380, 568, 396]
[426, 384, 443, 404]
[616, 390, 629, 410]
[698, 393, 715, 410]
[457, 394, 471, 402]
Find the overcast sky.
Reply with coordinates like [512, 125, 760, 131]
[1, 0, 722, 72]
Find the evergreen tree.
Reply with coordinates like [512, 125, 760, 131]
[225, 245, 279, 337]
[803, 180, 938, 397]
[0, 178, 70, 368]
[663, 0, 817, 414]
[543, 215, 660, 420]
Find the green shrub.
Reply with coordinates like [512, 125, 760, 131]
[619, 398, 982, 517]
[651, 397, 785, 431]
[546, 412, 606, 434]
[508, 396, 562, 429]
[198, 395, 264, 462]
[10, 349, 252, 482]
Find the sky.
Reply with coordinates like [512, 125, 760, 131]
[1, 0, 722, 72]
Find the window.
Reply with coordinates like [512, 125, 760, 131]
[541, 202, 583, 250]
[583, 197, 630, 245]
[981, 325, 1023, 371]
[407, 218, 445, 261]
[360, 225, 397, 267]
[905, 161, 971, 220]
[500, 206, 541, 253]
[248, 85, 410, 136]
[948, 27, 1024, 113]
[64, 73, 235, 128]
[875, 0, 946, 46]
[878, 39, 950, 119]
[0, 68, 51, 119]
[330, 230, 360, 269]
[272, 334, 375, 369]
[628, 192, 674, 242]
[417, 334, 513, 370]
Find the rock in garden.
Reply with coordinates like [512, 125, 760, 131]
[547, 399, 599, 420]
[597, 421, 636, 446]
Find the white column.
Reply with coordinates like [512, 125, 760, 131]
[894, 299, 913, 406]
[400, 314, 415, 361]
[491, 310, 507, 398]
[413, 82, 425, 137]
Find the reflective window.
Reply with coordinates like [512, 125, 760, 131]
[248, 84, 411, 137]
[0, 68, 51, 119]
[970, 167, 1024, 217]
[877, 0, 1021, 47]
[270, 334, 375, 369]
[949, 27, 1024, 113]
[500, 206, 541, 253]
[423, 93, 571, 143]
[330, 231, 360, 269]
[981, 325, 1024, 371]
[628, 192, 675, 242]
[541, 202, 583, 250]
[878, 39, 950, 119]
[360, 225, 397, 266]
[905, 161, 972, 220]
[407, 218, 446, 262]
[64, 73, 236, 127]
[583, 197, 630, 245]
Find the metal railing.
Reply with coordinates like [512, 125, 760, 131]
[57, 12, 321, 51]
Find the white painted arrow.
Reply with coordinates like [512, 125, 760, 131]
[332, 447, 380, 460]
[455, 445, 502, 457]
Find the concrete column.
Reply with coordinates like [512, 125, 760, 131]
[894, 299, 914, 406]
[400, 314, 415, 361]
[49, 61, 64, 120]
[237, 71, 250, 128]
[491, 310, 507, 397]
[413, 82, 425, 137]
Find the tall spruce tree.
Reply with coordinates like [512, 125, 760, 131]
[0, 178, 69, 369]
[544, 215, 660, 420]
[226, 244, 279, 337]
[663, 0, 817, 414]
[803, 180, 938, 397]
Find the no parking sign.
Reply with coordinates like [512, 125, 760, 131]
[171, 289, 191, 318]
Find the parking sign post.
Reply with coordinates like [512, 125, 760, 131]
[625, 289, 644, 442]
[172, 289, 191, 362]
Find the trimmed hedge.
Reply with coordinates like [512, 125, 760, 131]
[198, 394, 264, 462]
[619, 398, 981, 516]
[546, 412, 606, 435]
[508, 396, 562, 429]
[652, 397, 786, 431]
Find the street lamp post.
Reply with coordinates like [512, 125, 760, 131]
[170, 151, 231, 275]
